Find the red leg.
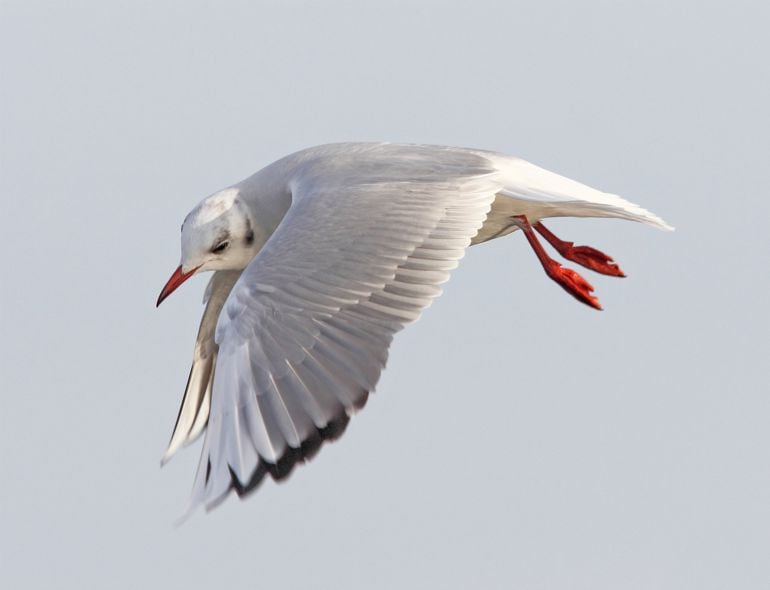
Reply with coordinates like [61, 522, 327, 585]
[533, 221, 626, 277]
[513, 215, 602, 310]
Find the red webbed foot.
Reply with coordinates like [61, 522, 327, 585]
[534, 222, 626, 277]
[543, 260, 602, 310]
[512, 215, 604, 311]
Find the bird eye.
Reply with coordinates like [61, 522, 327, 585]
[211, 241, 229, 254]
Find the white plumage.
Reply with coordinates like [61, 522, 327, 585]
[156, 143, 671, 514]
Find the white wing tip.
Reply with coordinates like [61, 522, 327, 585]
[159, 450, 174, 467]
[646, 215, 675, 231]
[173, 500, 200, 527]
[160, 440, 184, 467]
[603, 194, 674, 232]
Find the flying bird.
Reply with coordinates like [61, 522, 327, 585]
[157, 143, 672, 513]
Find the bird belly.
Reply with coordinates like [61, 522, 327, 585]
[472, 192, 560, 245]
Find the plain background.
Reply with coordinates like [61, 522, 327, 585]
[2, 1, 768, 588]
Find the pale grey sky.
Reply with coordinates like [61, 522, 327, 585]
[2, 1, 769, 588]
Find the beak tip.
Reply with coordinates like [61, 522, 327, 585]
[156, 264, 198, 308]
[156, 286, 170, 307]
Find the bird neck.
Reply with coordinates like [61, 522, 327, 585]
[234, 161, 294, 252]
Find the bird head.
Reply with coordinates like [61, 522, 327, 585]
[156, 188, 259, 306]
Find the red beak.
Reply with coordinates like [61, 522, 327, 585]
[156, 265, 199, 307]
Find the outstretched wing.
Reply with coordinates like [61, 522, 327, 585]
[188, 145, 503, 511]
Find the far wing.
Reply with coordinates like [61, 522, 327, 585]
[161, 270, 240, 464]
[189, 146, 503, 511]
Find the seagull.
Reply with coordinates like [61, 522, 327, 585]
[156, 142, 672, 513]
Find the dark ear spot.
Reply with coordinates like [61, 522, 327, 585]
[244, 219, 254, 245]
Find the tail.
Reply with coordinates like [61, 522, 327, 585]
[494, 156, 674, 231]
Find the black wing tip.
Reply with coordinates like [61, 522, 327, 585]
[230, 389, 370, 499]
[203, 386, 370, 510]
[229, 404, 359, 500]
